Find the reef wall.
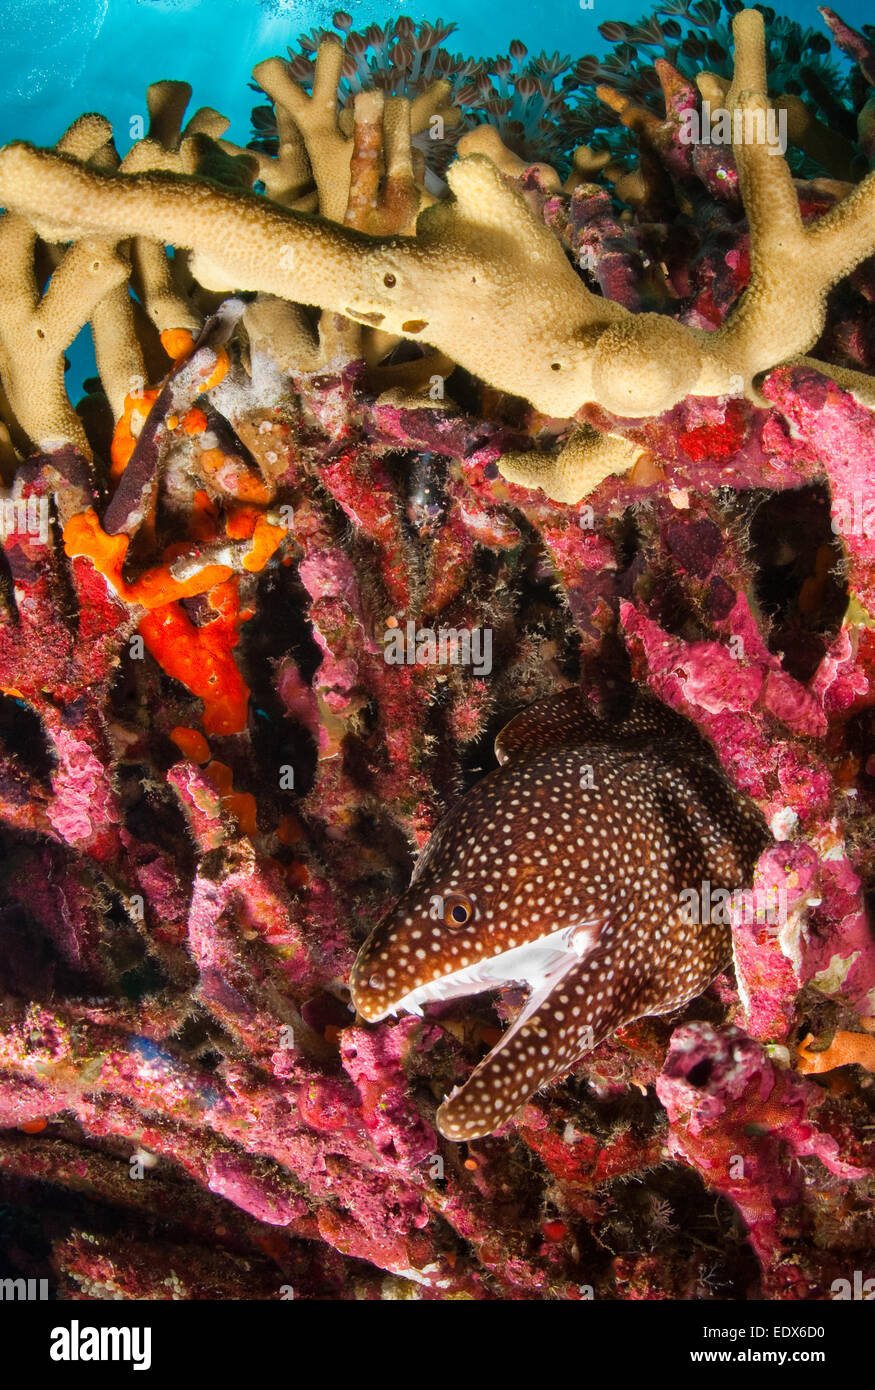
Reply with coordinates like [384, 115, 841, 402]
[0, 3, 873, 1298]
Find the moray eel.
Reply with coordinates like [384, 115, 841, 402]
[350, 687, 770, 1141]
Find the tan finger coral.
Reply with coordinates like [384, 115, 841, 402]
[0, 85, 213, 457]
[1, 9, 874, 499]
[0, 143, 625, 416]
[254, 42, 350, 221]
[0, 217, 128, 457]
[0, 116, 131, 457]
[253, 38, 457, 224]
[456, 125, 562, 191]
[499, 425, 645, 504]
[698, 70, 857, 181]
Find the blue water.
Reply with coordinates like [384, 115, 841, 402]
[0, 0, 866, 398]
[1, 0, 856, 152]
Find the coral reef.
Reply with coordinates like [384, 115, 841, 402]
[0, 2, 873, 1300]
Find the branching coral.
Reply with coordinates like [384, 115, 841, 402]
[250, 13, 579, 179]
[256, 40, 456, 222]
[0, 118, 128, 459]
[2, 11, 875, 504]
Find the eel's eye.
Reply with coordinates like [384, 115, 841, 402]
[443, 893, 474, 930]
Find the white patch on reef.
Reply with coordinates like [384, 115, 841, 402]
[770, 806, 798, 839]
[811, 950, 860, 995]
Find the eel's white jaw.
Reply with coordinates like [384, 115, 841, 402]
[377, 922, 601, 1043]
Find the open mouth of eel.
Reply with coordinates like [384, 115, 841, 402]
[370, 921, 599, 1059]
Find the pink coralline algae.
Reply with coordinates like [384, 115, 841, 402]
[0, 2, 874, 1302]
[656, 1023, 869, 1297]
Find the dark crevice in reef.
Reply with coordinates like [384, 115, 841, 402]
[747, 484, 848, 682]
[0, 1186, 56, 1291]
[455, 540, 582, 793]
[0, 692, 57, 785]
[240, 562, 322, 801]
[0, 899, 81, 1001]
[538, 1073, 761, 1296]
[613, 507, 645, 576]
[600, 1166, 761, 1297]
[117, 765, 196, 875]
[0, 1164, 309, 1301]
[649, 568, 713, 644]
[617, 504, 714, 645]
